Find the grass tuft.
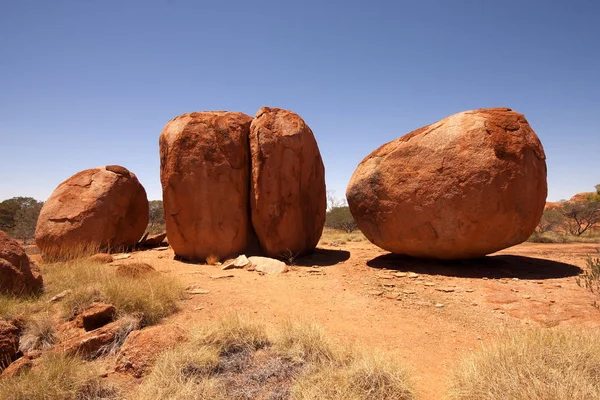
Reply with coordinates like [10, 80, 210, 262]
[192, 314, 270, 355]
[275, 320, 340, 365]
[41, 259, 183, 326]
[0, 353, 118, 400]
[18, 313, 58, 352]
[290, 350, 414, 400]
[448, 329, 600, 400]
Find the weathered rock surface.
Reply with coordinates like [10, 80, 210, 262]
[347, 108, 547, 259]
[249, 107, 326, 257]
[0, 319, 19, 369]
[544, 202, 562, 211]
[115, 325, 186, 377]
[248, 256, 288, 274]
[0, 230, 43, 295]
[75, 302, 116, 331]
[0, 350, 41, 378]
[570, 192, 595, 203]
[35, 165, 149, 260]
[59, 317, 140, 359]
[140, 232, 167, 248]
[160, 112, 253, 262]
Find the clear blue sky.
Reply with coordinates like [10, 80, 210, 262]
[1, 0, 598, 202]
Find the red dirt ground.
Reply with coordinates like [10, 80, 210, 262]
[116, 241, 600, 399]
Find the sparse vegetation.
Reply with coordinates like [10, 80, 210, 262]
[18, 313, 59, 352]
[448, 329, 600, 400]
[319, 227, 366, 246]
[42, 259, 183, 326]
[576, 257, 600, 308]
[0, 353, 118, 400]
[131, 316, 414, 400]
[325, 206, 358, 233]
[147, 200, 166, 234]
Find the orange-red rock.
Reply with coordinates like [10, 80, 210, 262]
[0, 230, 43, 295]
[160, 112, 253, 262]
[570, 192, 595, 203]
[347, 108, 547, 260]
[249, 107, 326, 257]
[35, 166, 149, 260]
[0, 318, 19, 370]
[544, 201, 562, 211]
[115, 325, 186, 377]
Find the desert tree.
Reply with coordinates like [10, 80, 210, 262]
[561, 201, 600, 236]
[11, 198, 44, 244]
[536, 208, 565, 234]
[147, 200, 166, 234]
[325, 206, 358, 233]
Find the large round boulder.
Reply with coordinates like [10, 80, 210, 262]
[346, 108, 547, 260]
[35, 166, 149, 260]
[249, 107, 326, 257]
[159, 111, 253, 262]
[0, 230, 43, 295]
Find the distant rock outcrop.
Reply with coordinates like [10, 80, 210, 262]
[35, 165, 149, 260]
[0, 230, 43, 295]
[347, 108, 547, 260]
[249, 107, 326, 257]
[159, 112, 253, 262]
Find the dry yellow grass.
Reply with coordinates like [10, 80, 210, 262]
[130, 316, 414, 400]
[448, 329, 600, 400]
[290, 350, 414, 400]
[130, 344, 223, 400]
[319, 228, 366, 246]
[42, 258, 183, 326]
[192, 313, 270, 355]
[18, 313, 58, 352]
[0, 353, 117, 400]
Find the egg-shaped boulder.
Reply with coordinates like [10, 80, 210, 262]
[159, 111, 253, 262]
[249, 107, 326, 257]
[346, 108, 547, 260]
[35, 166, 149, 260]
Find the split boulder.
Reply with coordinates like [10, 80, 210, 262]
[249, 107, 326, 258]
[160, 112, 253, 262]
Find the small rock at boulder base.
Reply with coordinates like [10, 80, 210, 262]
[0, 230, 43, 296]
[248, 256, 288, 275]
[140, 232, 167, 248]
[249, 107, 327, 258]
[346, 108, 547, 260]
[160, 111, 253, 262]
[35, 166, 149, 261]
[0, 319, 19, 370]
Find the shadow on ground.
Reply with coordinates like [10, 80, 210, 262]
[367, 254, 582, 280]
[293, 248, 351, 267]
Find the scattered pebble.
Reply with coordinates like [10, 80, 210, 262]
[424, 282, 436, 287]
[435, 303, 445, 308]
[185, 289, 210, 295]
[49, 289, 72, 303]
[210, 274, 234, 279]
[402, 290, 416, 295]
[407, 272, 419, 278]
[465, 289, 474, 293]
[394, 272, 407, 278]
[522, 295, 531, 299]
[436, 287, 455, 293]
[368, 290, 384, 296]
